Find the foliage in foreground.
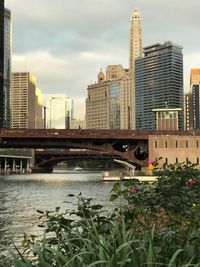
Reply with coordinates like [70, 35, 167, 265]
[2, 162, 200, 266]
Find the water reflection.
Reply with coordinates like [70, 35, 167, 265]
[0, 172, 114, 248]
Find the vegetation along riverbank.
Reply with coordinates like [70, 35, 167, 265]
[1, 162, 200, 266]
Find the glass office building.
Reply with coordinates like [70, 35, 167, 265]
[109, 81, 120, 129]
[46, 95, 74, 129]
[135, 41, 184, 130]
[0, 0, 4, 127]
[3, 8, 11, 128]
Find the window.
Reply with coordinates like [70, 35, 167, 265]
[165, 158, 168, 164]
[186, 158, 189, 164]
[176, 158, 178, 164]
[176, 140, 178, 148]
[186, 140, 188, 148]
[155, 141, 157, 148]
[197, 158, 199, 165]
[165, 141, 167, 148]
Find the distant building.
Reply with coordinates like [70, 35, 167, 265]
[184, 69, 200, 130]
[0, 1, 4, 127]
[86, 69, 121, 129]
[184, 91, 193, 130]
[46, 94, 73, 129]
[3, 8, 11, 128]
[35, 88, 43, 128]
[86, 8, 143, 130]
[192, 84, 200, 129]
[152, 108, 182, 131]
[11, 72, 43, 129]
[190, 68, 200, 85]
[135, 41, 184, 130]
[70, 118, 86, 129]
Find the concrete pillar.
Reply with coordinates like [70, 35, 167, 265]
[4, 158, 7, 173]
[12, 158, 16, 173]
[26, 159, 30, 172]
[20, 158, 23, 173]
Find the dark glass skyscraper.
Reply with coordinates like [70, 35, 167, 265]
[0, 0, 4, 128]
[135, 41, 184, 130]
[4, 8, 11, 128]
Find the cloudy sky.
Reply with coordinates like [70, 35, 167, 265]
[5, 0, 200, 118]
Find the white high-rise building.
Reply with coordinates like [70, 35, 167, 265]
[129, 9, 143, 72]
[46, 94, 73, 129]
[121, 9, 143, 129]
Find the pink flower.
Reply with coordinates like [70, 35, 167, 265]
[149, 159, 154, 165]
[186, 178, 197, 185]
[130, 187, 138, 193]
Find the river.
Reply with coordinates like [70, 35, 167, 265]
[0, 171, 114, 252]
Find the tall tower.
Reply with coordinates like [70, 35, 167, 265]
[4, 8, 11, 128]
[120, 8, 143, 130]
[0, 0, 4, 128]
[129, 9, 143, 72]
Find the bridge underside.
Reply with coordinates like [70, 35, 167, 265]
[0, 129, 149, 168]
[35, 140, 148, 169]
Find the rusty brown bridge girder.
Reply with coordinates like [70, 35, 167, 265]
[1, 129, 200, 168]
[35, 150, 121, 167]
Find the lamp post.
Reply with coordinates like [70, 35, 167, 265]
[42, 105, 47, 129]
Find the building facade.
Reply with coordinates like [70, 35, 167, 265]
[46, 95, 73, 129]
[184, 69, 200, 130]
[192, 84, 200, 129]
[35, 88, 43, 128]
[184, 91, 193, 130]
[190, 68, 200, 85]
[135, 42, 184, 130]
[11, 72, 42, 129]
[0, 1, 4, 127]
[149, 135, 200, 169]
[70, 118, 86, 129]
[86, 68, 122, 129]
[3, 8, 11, 128]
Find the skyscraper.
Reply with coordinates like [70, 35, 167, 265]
[11, 72, 42, 129]
[135, 41, 184, 130]
[4, 8, 11, 128]
[120, 9, 143, 129]
[46, 95, 73, 129]
[129, 9, 143, 72]
[0, 0, 4, 128]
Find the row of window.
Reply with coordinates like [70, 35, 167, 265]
[155, 140, 199, 148]
[163, 157, 199, 165]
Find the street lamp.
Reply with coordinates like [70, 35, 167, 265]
[42, 105, 48, 129]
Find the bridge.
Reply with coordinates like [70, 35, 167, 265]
[0, 129, 199, 168]
[35, 149, 120, 168]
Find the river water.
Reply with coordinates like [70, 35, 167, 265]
[0, 171, 114, 251]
